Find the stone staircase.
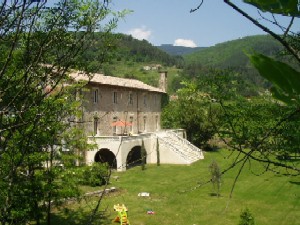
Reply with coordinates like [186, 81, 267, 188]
[156, 131, 204, 164]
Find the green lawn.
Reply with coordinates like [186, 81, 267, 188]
[50, 150, 300, 225]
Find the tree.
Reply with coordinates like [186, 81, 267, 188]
[189, 0, 300, 197]
[162, 81, 221, 149]
[209, 160, 222, 197]
[0, 0, 122, 224]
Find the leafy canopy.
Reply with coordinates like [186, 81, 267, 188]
[243, 0, 300, 16]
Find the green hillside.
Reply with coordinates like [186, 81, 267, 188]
[184, 35, 284, 69]
[157, 44, 206, 56]
[178, 35, 298, 96]
[79, 34, 294, 96]
[77, 33, 183, 93]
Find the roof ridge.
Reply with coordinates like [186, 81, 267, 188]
[69, 72, 165, 93]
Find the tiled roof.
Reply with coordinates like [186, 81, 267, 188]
[69, 71, 165, 93]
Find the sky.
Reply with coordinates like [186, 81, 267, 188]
[111, 0, 300, 47]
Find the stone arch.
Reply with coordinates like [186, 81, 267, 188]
[126, 146, 146, 169]
[94, 148, 116, 169]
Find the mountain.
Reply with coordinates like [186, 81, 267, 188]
[78, 34, 294, 96]
[112, 34, 183, 66]
[174, 35, 296, 96]
[76, 33, 184, 91]
[157, 44, 206, 56]
[183, 35, 284, 69]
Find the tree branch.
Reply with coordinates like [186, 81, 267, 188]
[224, 0, 300, 63]
[190, 0, 204, 13]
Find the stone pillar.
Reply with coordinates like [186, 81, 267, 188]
[159, 71, 168, 92]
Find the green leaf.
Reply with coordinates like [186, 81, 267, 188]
[243, 0, 300, 16]
[248, 53, 300, 104]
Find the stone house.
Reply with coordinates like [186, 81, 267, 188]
[70, 71, 204, 171]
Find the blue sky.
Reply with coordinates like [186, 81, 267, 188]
[111, 0, 300, 47]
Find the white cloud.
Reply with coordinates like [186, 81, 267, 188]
[128, 26, 152, 41]
[174, 39, 197, 48]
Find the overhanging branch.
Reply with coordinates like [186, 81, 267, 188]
[224, 0, 300, 64]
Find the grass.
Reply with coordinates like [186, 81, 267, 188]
[50, 150, 300, 225]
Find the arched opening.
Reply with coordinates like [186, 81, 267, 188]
[126, 146, 146, 169]
[94, 148, 116, 169]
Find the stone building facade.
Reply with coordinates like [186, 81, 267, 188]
[69, 71, 204, 171]
[70, 71, 166, 136]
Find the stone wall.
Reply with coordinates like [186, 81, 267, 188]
[81, 84, 163, 136]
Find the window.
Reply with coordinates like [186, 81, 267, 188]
[93, 89, 99, 103]
[128, 93, 133, 105]
[113, 92, 118, 104]
[93, 117, 98, 135]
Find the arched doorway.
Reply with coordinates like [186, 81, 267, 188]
[94, 148, 117, 169]
[126, 146, 146, 169]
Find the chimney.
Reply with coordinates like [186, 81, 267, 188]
[159, 71, 168, 92]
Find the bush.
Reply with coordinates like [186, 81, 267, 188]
[239, 208, 255, 225]
[82, 163, 110, 187]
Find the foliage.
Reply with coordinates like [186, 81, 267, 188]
[223, 0, 300, 175]
[78, 33, 183, 74]
[114, 34, 183, 66]
[249, 53, 300, 105]
[0, 0, 121, 224]
[184, 35, 283, 68]
[239, 208, 255, 225]
[202, 71, 300, 176]
[167, 61, 300, 176]
[157, 45, 206, 56]
[182, 35, 287, 96]
[185, 0, 300, 180]
[81, 163, 110, 187]
[243, 0, 300, 16]
[162, 81, 221, 149]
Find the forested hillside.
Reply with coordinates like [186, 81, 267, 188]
[157, 44, 206, 56]
[79, 33, 183, 73]
[184, 35, 284, 68]
[113, 34, 183, 65]
[76, 33, 183, 91]
[78, 34, 293, 96]
[178, 35, 295, 96]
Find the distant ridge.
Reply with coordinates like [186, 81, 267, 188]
[183, 35, 285, 69]
[156, 45, 206, 56]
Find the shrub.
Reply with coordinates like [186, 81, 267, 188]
[239, 208, 255, 225]
[82, 163, 110, 187]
